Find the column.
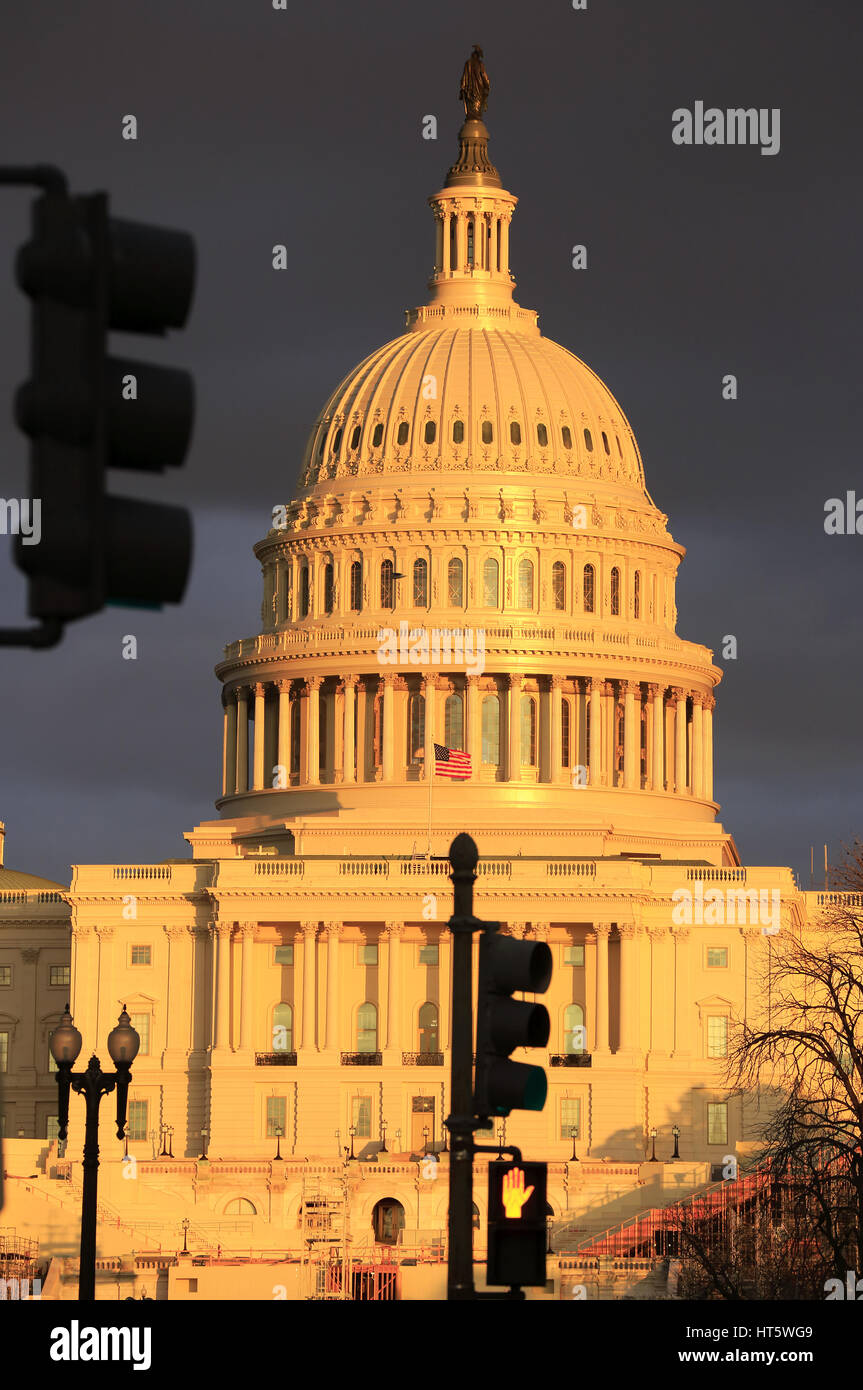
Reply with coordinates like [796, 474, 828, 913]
[422, 672, 435, 778]
[618, 926, 639, 1053]
[692, 694, 704, 798]
[703, 694, 715, 801]
[277, 680, 291, 785]
[467, 675, 481, 779]
[325, 923, 340, 1052]
[439, 931, 450, 1051]
[594, 924, 610, 1053]
[648, 927, 673, 1055]
[213, 923, 233, 1051]
[163, 926, 192, 1055]
[442, 211, 451, 274]
[500, 213, 510, 274]
[190, 926, 210, 1054]
[392, 676, 408, 780]
[456, 212, 466, 270]
[238, 923, 255, 1051]
[301, 921, 318, 1050]
[381, 674, 395, 781]
[623, 682, 639, 789]
[343, 677, 357, 784]
[507, 674, 522, 782]
[601, 680, 615, 787]
[306, 677, 321, 785]
[588, 678, 601, 786]
[649, 684, 664, 791]
[385, 923, 402, 1049]
[673, 687, 687, 793]
[333, 681, 345, 782]
[235, 687, 249, 793]
[356, 679, 368, 783]
[253, 682, 267, 790]
[222, 691, 237, 796]
[549, 676, 563, 783]
[671, 926, 692, 1057]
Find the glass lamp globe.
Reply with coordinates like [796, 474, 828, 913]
[107, 1007, 140, 1065]
[49, 1006, 83, 1066]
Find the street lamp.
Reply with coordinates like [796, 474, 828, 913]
[199, 1127, 209, 1161]
[546, 1215, 554, 1254]
[49, 1004, 140, 1302]
[395, 1128, 402, 1153]
[440, 1116, 448, 1154]
[569, 1126, 579, 1163]
[335, 1127, 341, 1157]
[379, 1120, 388, 1154]
[348, 1124, 357, 1161]
[648, 1127, 658, 1162]
[274, 1125, 283, 1161]
[671, 1124, 680, 1161]
[422, 1125, 430, 1155]
[166, 1125, 174, 1159]
[159, 1124, 169, 1157]
[181, 1217, 190, 1255]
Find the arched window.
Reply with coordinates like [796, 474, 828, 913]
[225, 1198, 257, 1216]
[331, 426, 343, 454]
[323, 562, 334, 614]
[447, 556, 464, 607]
[273, 1003, 293, 1053]
[285, 565, 293, 621]
[510, 421, 522, 445]
[472, 1202, 481, 1231]
[561, 698, 571, 767]
[482, 556, 499, 607]
[564, 1003, 585, 1054]
[481, 420, 493, 445]
[396, 421, 409, 446]
[372, 1198, 405, 1245]
[482, 694, 500, 766]
[467, 217, 475, 266]
[418, 1002, 439, 1054]
[299, 563, 310, 619]
[372, 422, 383, 448]
[552, 560, 566, 611]
[537, 423, 548, 448]
[413, 557, 428, 607]
[602, 430, 610, 454]
[562, 425, 573, 450]
[380, 559, 395, 609]
[350, 559, 362, 612]
[318, 429, 326, 459]
[350, 424, 361, 450]
[424, 420, 436, 444]
[517, 558, 534, 608]
[583, 564, 595, 614]
[444, 692, 464, 750]
[357, 1002, 378, 1053]
[584, 427, 593, 452]
[610, 567, 620, 616]
[633, 571, 641, 619]
[520, 694, 537, 766]
[452, 419, 464, 444]
[408, 692, 425, 764]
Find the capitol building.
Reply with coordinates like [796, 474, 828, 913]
[0, 57, 833, 1299]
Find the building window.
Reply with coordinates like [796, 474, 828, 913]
[372, 422, 383, 447]
[46, 1115, 60, 1142]
[358, 945, 378, 966]
[564, 1004, 585, 1054]
[537, 423, 548, 448]
[424, 420, 436, 444]
[350, 560, 362, 612]
[517, 558, 534, 608]
[707, 1103, 728, 1146]
[0, 1032, 8, 1073]
[413, 557, 429, 607]
[510, 421, 522, 445]
[444, 693, 464, 750]
[610, 567, 620, 616]
[520, 695, 537, 766]
[633, 571, 641, 619]
[561, 698, 571, 767]
[127, 1099, 148, 1142]
[467, 217, 474, 265]
[267, 1096, 287, 1137]
[560, 1097, 581, 1141]
[350, 424, 361, 450]
[352, 1096, 372, 1138]
[583, 428, 593, 452]
[225, 1200, 256, 1217]
[396, 421, 409, 446]
[564, 946, 585, 966]
[356, 1003, 378, 1053]
[0, 967, 11, 987]
[447, 556, 464, 607]
[562, 425, 573, 450]
[482, 556, 499, 607]
[418, 1002, 439, 1053]
[299, 564, 310, 618]
[552, 560, 566, 611]
[49, 965, 70, 988]
[707, 1016, 728, 1058]
[481, 420, 493, 445]
[583, 564, 595, 613]
[602, 430, 610, 454]
[419, 944, 439, 965]
[706, 948, 728, 969]
[274, 945, 294, 966]
[380, 559, 395, 609]
[482, 695, 500, 766]
[331, 426, 343, 454]
[130, 946, 151, 967]
[452, 419, 464, 444]
[408, 692, 425, 764]
[323, 562, 334, 615]
[273, 1003, 293, 1053]
[129, 1014, 150, 1056]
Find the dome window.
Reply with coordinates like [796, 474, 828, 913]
[318, 431, 326, 460]
[445, 692, 464, 750]
[561, 699, 571, 767]
[424, 420, 436, 444]
[467, 218, 475, 267]
[380, 559, 395, 610]
[408, 693, 425, 765]
[299, 563, 310, 619]
[602, 431, 610, 455]
[616, 434, 623, 457]
[552, 560, 566, 611]
[610, 567, 621, 616]
[481, 695, 500, 766]
[517, 558, 534, 609]
[332, 427, 343, 454]
[350, 425, 361, 450]
[481, 421, 494, 445]
[520, 694, 537, 767]
[447, 556, 464, 607]
[372, 423, 383, 448]
[562, 425, 573, 450]
[536, 423, 548, 448]
[633, 571, 641, 619]
[324, 562, 334, 615]
[350, 560, 362, 612]
[397, 422, 409, 446]
[452, 419, 464, 444]
[510, 421, 522, 446]
[583, 564, 595, 614]
[583, 428, 593, 452]
[482, 556, 500, 608]
[413, 557, 429, 607]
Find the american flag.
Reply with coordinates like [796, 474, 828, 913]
[434, 743, 471, 779]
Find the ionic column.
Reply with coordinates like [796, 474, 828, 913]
[673, 687, 687, 793]
[588, 677, 602, 786]
[507, 674, 522, 782]
[692, 693, 704, 798]
[238, 923, 255, 1052]
[356, 679, 368, 783]
[601, 681, 615, 787]
[235, 687, 249, 793]
[213, 923, 233, 1051]
[648, 684, 664, 791]
[703, 694, 715, 801]
[332, 681, 345, 783]
[422, 672, 435, 779]
[301, 921, 318, 1050]
[386, 923, 402, 1049]
[325, 923, 340, 1052]
[618, 926, 639, 1052]
[594, 924, 610, 1053]
[222, 691, 237, 796]
[467, 675, 481, 780]
[549, 676, 563, 783]
[381, 674, 395, 781]
[253, 682, 267, 790]
[500, 212, 510, 274]
[307, 677, 322, 785]
[277, 680, 292, 784]
[342, 677, 357, 784]
[456, 212, 467, 270]
[671, 926, 692, 1057]
[623, 681, 639, 789]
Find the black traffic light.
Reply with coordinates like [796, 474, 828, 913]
[486, 1159, 548, 1288]
[474, 927, 552, 1118]
[1, 164, 195, 647]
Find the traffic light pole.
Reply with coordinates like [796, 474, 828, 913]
[446, 832, 479, 1300]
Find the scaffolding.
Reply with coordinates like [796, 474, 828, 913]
[300, 1173, 350, 1300]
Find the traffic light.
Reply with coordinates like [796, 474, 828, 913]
[3, 165, 195, 645]
[474, 927, 552, 1117]
[486, 1160, 548, 1288]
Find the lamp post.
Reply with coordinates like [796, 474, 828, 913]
[546, 1215, 554, 1255]
[395, 1128, 402, 1153]
[380, 1120, 388, 1154]
[199, 1127, 209, 1161]
[274, 1125, 283, 1161]
[159, 1124, 168, 1157]
[50, 1004, 140, 1302]
[422, 1125, 430, 1155]
[439, 1114, 448, 1154]
[569, 1126, 579, 1163]
[335, 1128, 340, 1158]
[671, 1124, 680, 1161]
[348, 1124, 357, 1161]
[648, 1127, 658, 1162]
[181, 1217, 190, 1255]
[166, 1125, 174, 1159]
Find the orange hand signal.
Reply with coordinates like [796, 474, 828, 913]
[502, 1166, 534, 1218]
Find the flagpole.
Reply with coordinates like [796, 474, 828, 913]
[427, 747, 434, 858]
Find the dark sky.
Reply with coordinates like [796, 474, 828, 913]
[1, 0, 861, 886]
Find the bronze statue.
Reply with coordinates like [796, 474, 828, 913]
[459, 45, 489, 119]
